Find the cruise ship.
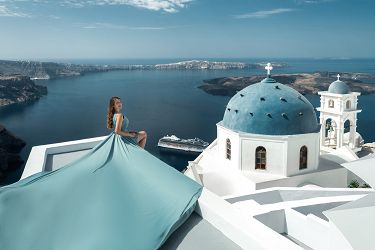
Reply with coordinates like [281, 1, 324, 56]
[157, 134, 209, 153]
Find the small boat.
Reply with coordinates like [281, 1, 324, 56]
[158, 135, 209, 153]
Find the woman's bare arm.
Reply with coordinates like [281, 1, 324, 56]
[114, 114, 136, 137]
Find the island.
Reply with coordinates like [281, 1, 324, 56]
[153, 60, 286, 70]
[0, 59, 286, 107]
[198, 72, 375, 96]
[0, 59, 133, 80]
[0, 59, 287, 80]
[0, 75, 47, 107]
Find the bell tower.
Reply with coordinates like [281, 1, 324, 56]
[317, 74, 362, 151]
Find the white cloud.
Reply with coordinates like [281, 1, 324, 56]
[0, 0, 49, 3]
[234, 8, 295, 19]
[0, 5, 31, 17]
[82, 25, 97, 29]
[62, 0, 192, 13]
[130, 26, 165, 30]
[48, 14, 61, 19]
[78, 22, 165, 30]
[295, 0, 334, 3]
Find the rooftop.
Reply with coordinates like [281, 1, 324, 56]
[222, 76, 320, 136]
[328, 74, 350, 94]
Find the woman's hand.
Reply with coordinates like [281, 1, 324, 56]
[129, 131, 138, 138]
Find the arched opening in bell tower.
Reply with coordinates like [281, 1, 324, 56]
[324, 118, 337, 148]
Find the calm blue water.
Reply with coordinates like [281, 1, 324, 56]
[1, 58, 375, 184]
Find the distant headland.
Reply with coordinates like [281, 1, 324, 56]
[0, 59, 287, 80]
[198, 72, 375, 96]
[0, 59, 286, 107]
[0, 75, 47, 107]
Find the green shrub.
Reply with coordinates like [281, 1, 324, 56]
[348, 179, 371, 188]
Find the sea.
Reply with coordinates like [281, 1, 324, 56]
[1, 58, 375, 185]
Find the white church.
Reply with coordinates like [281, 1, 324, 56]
[185, 63, 366, 196]
[181, 63, 375, 250]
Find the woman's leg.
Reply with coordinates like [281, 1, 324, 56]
[137, 131, 147, 149]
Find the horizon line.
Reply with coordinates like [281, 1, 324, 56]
[2, 57, 375, 62]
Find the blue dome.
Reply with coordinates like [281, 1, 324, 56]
[222, 77, 320, 135]
[328, 80, 350, 94]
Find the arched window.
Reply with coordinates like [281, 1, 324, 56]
[299, 146, 308, 170]
[226, 138, 231, 160]
[328, 99, 334, 108]
[344, 120, 351, 133]
[346, 100, 351, 109]
[325, 118, 332, 137]
[255, 146, 266, 170]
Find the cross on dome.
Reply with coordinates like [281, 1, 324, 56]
[337, 74, 341, 81]
[265, 63, 273, 77]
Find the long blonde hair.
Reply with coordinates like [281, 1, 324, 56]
[107, 96, 121, 129]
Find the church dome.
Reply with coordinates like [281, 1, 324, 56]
[222, 77, 320, 135]
[328, 79, 350, 94]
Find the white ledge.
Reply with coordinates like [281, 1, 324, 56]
[22, 135, 109, 179]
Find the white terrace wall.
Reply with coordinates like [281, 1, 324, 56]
[284, 208, 352, 250]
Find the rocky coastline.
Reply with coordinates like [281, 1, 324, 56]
[198, 72, 375, 96]
[0, 75, 47, 107]
[0, 75, 45, 183]
[0, 59, 287, 80]
[0, 125, 26, 183]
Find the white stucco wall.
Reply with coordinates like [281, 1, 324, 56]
[196, 188, 303, 250]
[22, 135, 108, 179]
[217, 124, 241, 171]
[217, 123, 320, 177]
[284, 208, 352, 250]
[241, 136, 287, 175]
[256, 167, 348, 190]
[246, 191, 364, 250]
[286, 133, 320, 176]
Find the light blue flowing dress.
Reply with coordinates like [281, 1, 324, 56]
[113, 112, 138, 144]
[0, 113, 202, 250]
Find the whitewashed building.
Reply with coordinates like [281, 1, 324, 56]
[317, 74, 362, 151]
[181, 64, 375, 249]
[185, 64, 360, 196]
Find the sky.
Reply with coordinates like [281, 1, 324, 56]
[0, 0, 374, 60]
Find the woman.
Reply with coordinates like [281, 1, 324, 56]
[0, 96, 202, 250]
[107, 96, 147, 149]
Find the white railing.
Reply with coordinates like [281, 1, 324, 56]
[22, 135, 108, 179]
